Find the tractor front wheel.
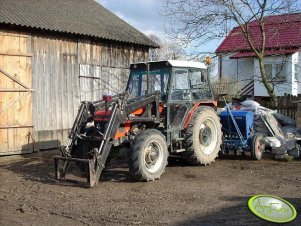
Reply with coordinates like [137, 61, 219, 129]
[128, 129, 168, 181]
[184, 106, 222, 165]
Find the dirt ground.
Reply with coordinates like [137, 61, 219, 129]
[0, 150, 300, 226]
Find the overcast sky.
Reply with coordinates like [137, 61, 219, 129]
[97, 0, 166, 38]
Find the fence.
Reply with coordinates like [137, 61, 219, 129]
[259, 93, 301, 119]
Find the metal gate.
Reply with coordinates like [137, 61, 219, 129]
[0, 31, 33, 155]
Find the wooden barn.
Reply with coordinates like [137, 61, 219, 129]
[0, 0, 157, 155]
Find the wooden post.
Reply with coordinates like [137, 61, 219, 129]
[296, 103, 301, 128]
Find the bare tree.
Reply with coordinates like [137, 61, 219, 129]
[211, 76, 242, 99]
[148, 34, 186, 61]
[163, 0, 301, 102]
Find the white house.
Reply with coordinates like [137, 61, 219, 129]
[216, 13, 301, 98]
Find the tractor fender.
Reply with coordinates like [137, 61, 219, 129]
[183, 101, 217, 128]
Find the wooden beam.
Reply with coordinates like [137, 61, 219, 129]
[0, 32, 29, 38]
[0, 89, 34, 92]
[0, 67, 30, 89]
[0, 52, 32, 57]
[101, 65, 130, 70]
[79, 76, 100, 80]
[0, 125, 34, 129]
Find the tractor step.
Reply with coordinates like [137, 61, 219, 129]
[175, 148, 186, 153]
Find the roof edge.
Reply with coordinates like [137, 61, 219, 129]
[216, 46, 301, 54]
[0, 22, 159, 48]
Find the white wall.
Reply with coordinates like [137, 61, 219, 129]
[254, 55, 293, 96]
[297, 52, 301, 94]
[219, 52, 299, 97]
[292, 52, 299, 95]
[219, 53, 254, 87]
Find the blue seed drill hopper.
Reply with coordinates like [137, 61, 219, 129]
[219, 95, 265, 160]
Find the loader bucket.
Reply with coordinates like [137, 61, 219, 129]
[54, 155, 102, 187]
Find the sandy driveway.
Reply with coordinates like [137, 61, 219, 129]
[0, 150, 300, 225]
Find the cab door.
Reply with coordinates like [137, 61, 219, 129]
[167, 68, 192, 130]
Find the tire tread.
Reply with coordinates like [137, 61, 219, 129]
[184, 106, 222, 165]
[128, 129, 168, 181]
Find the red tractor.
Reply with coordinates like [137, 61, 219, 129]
[54, 60, 222, 187]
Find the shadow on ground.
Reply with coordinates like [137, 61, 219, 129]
[0, 150, 131, 187]
[1, 151, 209, 187]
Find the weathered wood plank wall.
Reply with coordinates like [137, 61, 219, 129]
[31, 36, 78, 148]
[31, 34, 149, 149]
[0, 29, 149, 154]
[0, 31, 33, 155]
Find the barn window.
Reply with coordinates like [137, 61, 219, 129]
[79, 64, 102, 101]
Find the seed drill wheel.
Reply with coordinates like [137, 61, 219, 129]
[251, 133, 265, 160]
[128, 129, 168, 181]
[184, 106, 222, 165]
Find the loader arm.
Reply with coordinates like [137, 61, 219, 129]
[63, 102, 93, 157]
[54, 91, 161, 187]
[86, 102, 123, 186]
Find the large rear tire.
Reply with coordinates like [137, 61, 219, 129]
[184, 106, 222, 165]
[128, 129, 168, 181]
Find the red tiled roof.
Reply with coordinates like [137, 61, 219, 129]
[216, 13, 301, 53]
[230, 48, 299, 59]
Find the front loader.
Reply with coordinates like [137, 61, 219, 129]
[54, 60, 222, 187]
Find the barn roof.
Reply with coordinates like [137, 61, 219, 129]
[216, 13, 301, 55]
[0, 0, 158, 47]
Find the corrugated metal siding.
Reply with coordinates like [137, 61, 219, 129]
[31, 34, 148, 148]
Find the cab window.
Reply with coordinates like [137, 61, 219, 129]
[171, 69, 191, 101]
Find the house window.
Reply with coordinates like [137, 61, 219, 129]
[274, 64, 286, 81]
[294, 63, 300, 81]
[264, 64, 272, 80]
[264, 63, 286, 82]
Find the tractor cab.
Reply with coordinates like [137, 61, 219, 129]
[127, 60, 213, 103]
[127, 60, 216, 141]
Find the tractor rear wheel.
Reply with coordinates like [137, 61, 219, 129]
[184, 106, 222, 165]
[128, 129, 168, 181]
[251, 133, 265, 160]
